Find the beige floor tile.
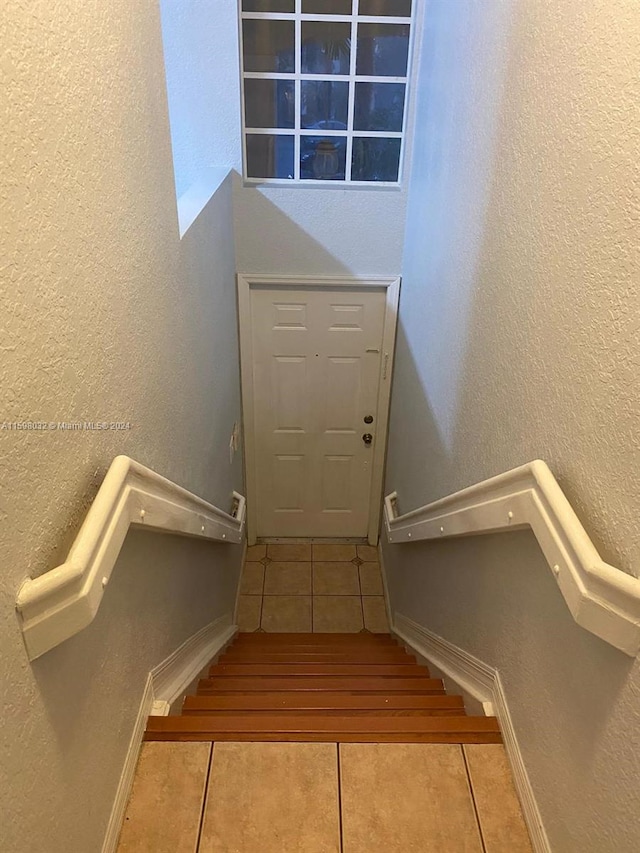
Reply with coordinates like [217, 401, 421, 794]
[237, 595, 262, 632]
[268, 543, 312, 561]
[313, 562, 360, 595]
[356, 544, 379, 561]
[312, 543, 357, 561]
[463, 745, 533, 853]
[340, 744, 483, 853]
[246, 544, 267, 561]
[262, 595, 312, 631]
[313, 596, 363, 632]
[239, 562, 265, 595]
[264, 562, 312, 595]
[200, 743, 340, 852]
[117, 742, 210, 853]
[358, 562, 383, 595]
[362, 596, 389, 632]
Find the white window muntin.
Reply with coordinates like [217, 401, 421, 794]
[239, 0, 414, 186]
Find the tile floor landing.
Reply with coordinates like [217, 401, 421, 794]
[117, 741, 534, 852]
[237, 542, 389, 634]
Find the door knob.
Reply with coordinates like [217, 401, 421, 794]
[362, 433, 373, 446]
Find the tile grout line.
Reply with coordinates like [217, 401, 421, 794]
[251, 546, 382, 634]
[357, 558, 366, 631]
[258, 591, 265, 632]
[195, 742, 215, 852]
[337, 744, 345, 853]
[461, 744, 488, 853]
[259, 557, 267, 631]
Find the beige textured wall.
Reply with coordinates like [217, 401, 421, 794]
[389, 0, 640, 570]
[2, 2, 243, 850]
[385, 0, 640, 849]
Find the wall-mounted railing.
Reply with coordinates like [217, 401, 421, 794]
[384, 460, 640, 656]
[16, 456, 246, 661]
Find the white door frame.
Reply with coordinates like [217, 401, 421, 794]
[237, 274, 401, 546]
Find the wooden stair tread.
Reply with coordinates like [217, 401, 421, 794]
[146, 732, 501, 743]
[144, 630, 502, 745]
[209, 664, 428, 677]
[230, 644, 398, 654]
[183, 693, 465, 712]
[182, 708, 465, 717]
[148, 714, 498, 732]
[219, 652, 416, 664]
[235, 632, 394, 639]
[234, 633, 395, 645]
[197, 676, 444, 693]
[145, 714, 501, 743]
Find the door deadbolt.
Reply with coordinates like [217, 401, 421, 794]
[362, 433, 373, 446]
[364, 415, 374, 424]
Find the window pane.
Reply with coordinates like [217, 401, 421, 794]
[302, 0, 352, 13]
[359, 0, 411, 16]
[301, 22, 351, 75]
[243, 0, 295, 10]
[301, 81, 349, 129]
[245, 79, 295, 128]
[354, 82, 405, 131]
[300, 136, 347, 180]
[246, 134, 295, 178]
[356, 24, 409, 76]
[351, 137, 401, 181]
[243, 20, 295, 73]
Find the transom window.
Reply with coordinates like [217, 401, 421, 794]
[240, 0, 413, 185]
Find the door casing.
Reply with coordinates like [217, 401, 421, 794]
[237, 274, 401, 546]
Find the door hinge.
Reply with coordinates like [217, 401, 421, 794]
[383, 353, 389, 379]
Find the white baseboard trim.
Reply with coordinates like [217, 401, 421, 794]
[376, 542, 393, 631]
[233, 540, 249, 625]
[393, 614, 496, 715]
[101, 613, 236, 852]
[101, 674, 155, 853]
[392, 613, 551, 853]
[150, 613, 237, 714]
[492, 672, 551, 853]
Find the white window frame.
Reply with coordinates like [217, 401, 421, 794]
[238, 0, 415, 188]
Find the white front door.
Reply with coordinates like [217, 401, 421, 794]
[244, 283, 393, 539]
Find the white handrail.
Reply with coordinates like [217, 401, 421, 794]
[384, 460, 640, 656]
[16, 456, 246, 660]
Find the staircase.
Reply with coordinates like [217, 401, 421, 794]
[145, 633, 501, 743]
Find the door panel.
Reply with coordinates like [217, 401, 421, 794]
[322, 455, 353, 511]
[272, 455, 305, 511]
[273, 356, 307, 430]
[322, 357, 361, 431]
[250, 286, 387, 537]
[328, 303, 365, 330]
